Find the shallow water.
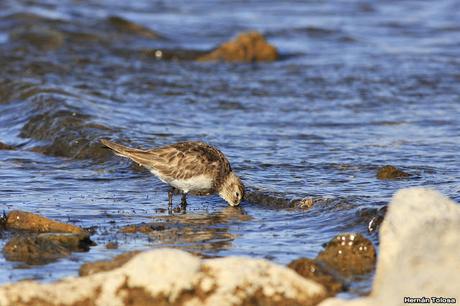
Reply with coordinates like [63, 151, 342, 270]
[0, 0, 459, 297]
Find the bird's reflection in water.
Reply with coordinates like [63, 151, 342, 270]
[123, 206, 252, 256]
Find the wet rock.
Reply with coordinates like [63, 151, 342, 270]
[376, 165, 410, 180]
[3, 233, 93, 265]
[198, 31, 278, 62]
[105, 241, 118, 249]
[291, 197, 315, 209]
[20, 110, 114, 160]
[79, 251, 140, 276]
[319, 188, 460, 306]
[120, 222, 166, 234]
[0, 141, 15, 150]
[288, 258, 343, 296]
[0, 249, 327, 306]
[367, 206, 387, 233]
[144, 48, 208, 61]
[316, 233, 376, 276]
[10, 26, 65, 51]
[107, 16, 160, 39]
[245, 191, 316, 210]
[5, 210, 85, 234]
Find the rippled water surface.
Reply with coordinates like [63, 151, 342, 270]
[0, 0, 459, 296]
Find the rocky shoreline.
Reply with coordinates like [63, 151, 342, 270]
[0, 188, 457, 305]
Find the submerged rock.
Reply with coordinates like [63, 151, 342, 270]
[320, 188, 460, 306]
[3, 233, 93, 265]
[288, 258, 343, 296]
[107, 16, 161, 39]
[5, 210, 85, 234]
[79, 251, 140, 276]
[316, 233, 376, 276]
[376, 165, 410, 180]
[20, 110, 114, 160]
[120, 222, 166, 234]
[0, 249, 327, 306]
[9, 26, 65, 51]
[198, 31, 278, 62]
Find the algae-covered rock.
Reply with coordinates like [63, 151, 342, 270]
[316, 233, 376, 276]
[376, 165, 410, 180]
[6, 210, 85, 234]
[0, 249, 327, 306]
[198, 31, 278, 62]
[3, 233, 93, 265]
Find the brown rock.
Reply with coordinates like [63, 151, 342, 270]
[79, 251, 140, 276]
[0, 142, 15, 150]
[3, 233, 93, 265]
[376, 165, 410, 180]
[120, 222, 166, 234]
[291, 197, 315, 209]
[316, 233, 376, 276]
[198, 31, 278, 62]
[288, 258, 343, 296]
[6, 210, 85, 234]
[105, 241, 118, 249]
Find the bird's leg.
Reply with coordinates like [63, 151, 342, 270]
[168, 187, 174, 207]
[180, 193, 187, 206]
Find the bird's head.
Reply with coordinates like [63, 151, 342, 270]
[219, 172, 245, 207]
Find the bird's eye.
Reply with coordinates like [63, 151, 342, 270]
[236, 192, 239, 197]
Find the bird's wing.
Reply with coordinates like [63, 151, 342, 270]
[148, 141, 232, 180]
[102, 140, 231, 181]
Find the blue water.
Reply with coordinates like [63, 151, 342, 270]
[0, 0, 459, 296]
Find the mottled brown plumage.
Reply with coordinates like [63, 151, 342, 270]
[101, 139, 245, 207]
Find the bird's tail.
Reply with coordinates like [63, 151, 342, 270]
[101, 139, 155, 167]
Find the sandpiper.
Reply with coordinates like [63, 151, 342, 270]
[101, 139, 245, 207]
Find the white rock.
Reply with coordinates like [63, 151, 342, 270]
[0, 249, 326, 306]
[320, 188, 460, 306]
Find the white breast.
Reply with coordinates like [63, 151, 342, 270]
[169, 175, 213, 193]
[150, 169, 212, 193]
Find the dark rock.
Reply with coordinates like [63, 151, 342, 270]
[245, 191, 316, 210]
[107, 16, 160, 39]
[0, 141, 15, 150]
[120, 223, 166, 234]
[143, 48, 208, 61]
[3, 233, 93, 265]
[6, 210, 86, 234]
[79, 251, 141, 276]
[19, 110, 114, 160]
[9, 26, 64, 51]
[288, 258, 343, 296]
[198, 31, 278, 62]
[376, 165, 411, 180]
[367, 206, 387, 233]
[316, 233, 376, 276]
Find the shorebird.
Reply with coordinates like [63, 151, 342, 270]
[101, 139, 245, 207]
